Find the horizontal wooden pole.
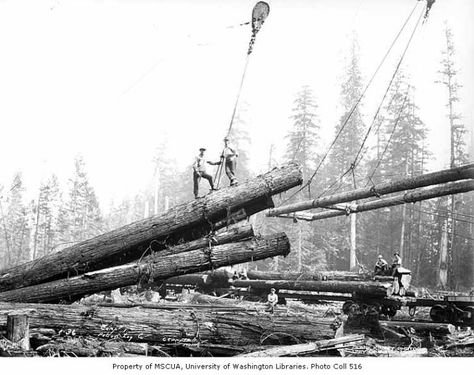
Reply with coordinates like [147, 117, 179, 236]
[267, 163, 474, 216]
[277, 180, 474, 222]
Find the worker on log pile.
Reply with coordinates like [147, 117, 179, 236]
[222, 137, 239, 186]
[267, 288, 278, 314]
[391, 252, 402, 276]
[193, 148, 220, 199]
[374, 255, 389, 276]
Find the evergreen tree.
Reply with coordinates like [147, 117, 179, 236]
[62, 156, 103, 243]
[3, 173, 31, 266]
[324, 37, 366, 270]
[436, 23, 472, 288]
[32, 174, 61, 258]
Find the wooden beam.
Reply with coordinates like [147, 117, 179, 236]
[277, 180, 474, 222]
[267, 163, 474, 216]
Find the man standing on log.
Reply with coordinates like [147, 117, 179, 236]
[391, 252, 402, 276]
[267, 288, 278, 313]
[374, 255, 389, 276]
[193, 148, 220, 199]
[222, 137, 239, 186]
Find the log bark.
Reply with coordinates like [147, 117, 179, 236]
[247, 270, 373, 281]
[238, 334, 365, 357]
[0, 302, 339, 346]
[268, 163, 474, 216]
[279, 180, 474, 222]
[7, 312, 30, 350]
[379, 320, 455, 336]
[35, 337, 150, 357]
[0, 163, 302, 292]
[0, 233, 290, 303]
[232, 279, 393, 297]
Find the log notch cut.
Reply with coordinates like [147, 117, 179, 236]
[0, 302, 340, 346]
[7, 312, 30, 350]
[247, 270, 373, 282]
[232, 279, 394, 297]
[267, 163, 474, 216]
[0, 233, 290, 303]
[0, 163, 302, 292]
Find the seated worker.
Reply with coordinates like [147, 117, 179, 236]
[267, 288, 278, 314]
[374, 255, 389, 276]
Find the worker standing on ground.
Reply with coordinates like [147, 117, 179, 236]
[222, 137, 239, 186]
[267, 288, 278, 313]
[391, 252, 402, 276]
[193, 148, 220, 199]
[374, 255, 389, 276]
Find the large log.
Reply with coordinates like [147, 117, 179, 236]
[267, 163, 474, 216]
[0, 163, 302, 292]
[231, 279, 393, 297]
[0, 302, 339, 346]
[247, 270, 373, 281]
[0, 233, 290, 303]
[238, 334, 365, 357]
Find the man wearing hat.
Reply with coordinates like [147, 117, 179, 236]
[267, 287, 278, 314]
[222, 137, 239, 186]
[374, 255, 388, 276]
[193, 147, 220, 199]
[391, 252, 402, 276]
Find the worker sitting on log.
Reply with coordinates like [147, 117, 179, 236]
[193, 147, 220, 199]
[374, 255, 389, 276]
[267, 288, 278, 314]
[391, 252, 402, 276]
[222, 137, 239, 186]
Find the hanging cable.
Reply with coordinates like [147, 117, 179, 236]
[278, 1, 421, 205]
[316, 5, 425, 201]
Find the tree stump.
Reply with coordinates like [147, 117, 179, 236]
[7, 313, 30, 350]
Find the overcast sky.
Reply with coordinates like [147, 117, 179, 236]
[0, 0, 473, 208]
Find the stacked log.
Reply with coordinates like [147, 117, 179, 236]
[231, 279, 394, 297]
[0, 163, 302, 292]
[247, 270, 373, 282]
[0, 233, 290, 303]
[0, 302, 339, 346]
